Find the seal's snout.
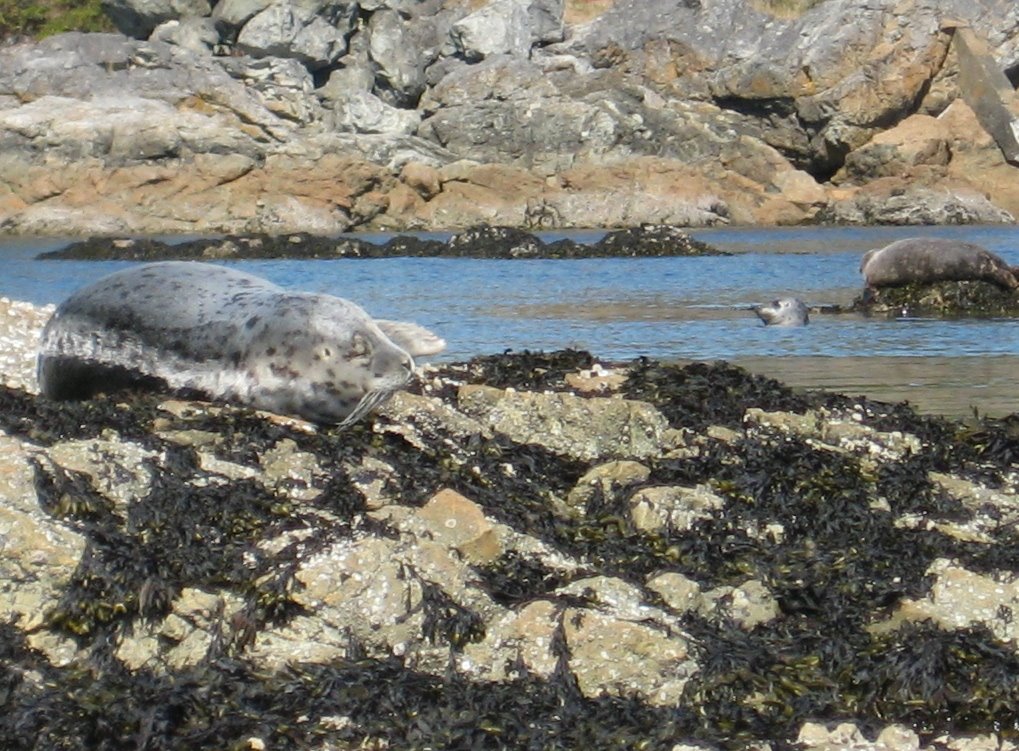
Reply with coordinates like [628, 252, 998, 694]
[753, 297, 809, 326]
[372, 346, 413, 380]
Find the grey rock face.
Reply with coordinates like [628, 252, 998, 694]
[526, 0, 565, 45]
[367, 9, 428, 107]
[819, 186, 1016, 225]
[325, 90, 422, 135]
[4, 1, 1019, 233]
[451, 0, 532, 62]
[417, 55, 753, 173]
[212, 0, 275, 28]
[0, 32, 309, 142]
[235, 0, 356, 69]
[562, 0, 1019, 175]
[102, 0, 212, 39]
[149, 16, 220, 53]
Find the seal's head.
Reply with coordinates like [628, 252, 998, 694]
[232, 293, 415, 426]
[753, 298, 809, 327]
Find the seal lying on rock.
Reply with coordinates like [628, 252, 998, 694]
[753, 298, 809, 326]
[37, 261, 446, 425]
[860, 237, 1019, 290]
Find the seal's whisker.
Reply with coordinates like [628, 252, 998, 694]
[338, 388, 394, 429]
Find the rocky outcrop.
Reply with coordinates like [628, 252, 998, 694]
[38, 223, 728, 259]
[851, 279, 1019, 317]
[2, 1, 1019, 234]
[3, 301, 1019, 748]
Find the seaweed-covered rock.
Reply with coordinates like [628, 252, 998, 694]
[851, 280, 1019, 317]
[36, 233, 381, 261]
[5, 297, 1019, 749]
[38, 223, 728, 260]
[590, 223, 724, 257]
[445, 224, 548, 257]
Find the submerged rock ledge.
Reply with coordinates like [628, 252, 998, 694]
[2, 302, 1019, 750]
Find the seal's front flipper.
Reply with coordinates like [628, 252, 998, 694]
[375, 320, 447, 358]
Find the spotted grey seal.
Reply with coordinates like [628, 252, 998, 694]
[753, 298, 809, 326]
[860, 237, 1019, 290]
[37, 261, 446, 425]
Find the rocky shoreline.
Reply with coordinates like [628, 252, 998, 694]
[3, 297, 1019, 749]
[3, 1, 1019, 236]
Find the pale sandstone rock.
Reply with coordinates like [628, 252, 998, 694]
[458, 384, 674, 461]
[871, 559, 1019, 644]
[0, 436, 86, 632]
[628, 484, 724, 533]
[47, 436, 158, 510]
[416, 488, 503, 564]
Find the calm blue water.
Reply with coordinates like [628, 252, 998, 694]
[3, 224, 1019, 415]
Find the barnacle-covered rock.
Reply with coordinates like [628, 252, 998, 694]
[458, 384, 677, 461]
[0, 435, 87, 633]
[3, 297, 1019, 750]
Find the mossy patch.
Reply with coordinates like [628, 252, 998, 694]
[0, 0, 111, 39]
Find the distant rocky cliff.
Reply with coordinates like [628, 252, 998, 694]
[2, 0, 1019, 235]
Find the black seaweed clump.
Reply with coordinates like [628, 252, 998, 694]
[682, 619, 1019, 744]
[426, 348, 596, 395]
[2, 653, 688, 751]
[0, 384, 167, 447]
[37, 233, 378, 261]
[474, 550, 576, 606]
[851, 280, 1019, 317]
[39, 223, 728, 261]
[623, 358, 813, 431]
[9, 351, 1019, 749]
[589, 224, 726, 257]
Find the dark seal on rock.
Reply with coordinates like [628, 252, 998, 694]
[753, 298, 809, 326]
[860, 237, 1018, 290]
[37, 262, 446, 425]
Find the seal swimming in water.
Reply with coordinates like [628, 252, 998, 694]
[37, 261, 446, 426]
[860, 237, 1019, 290]
[753, 298, 809, 326]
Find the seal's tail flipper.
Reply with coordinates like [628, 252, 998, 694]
[375, 320, 447, 357]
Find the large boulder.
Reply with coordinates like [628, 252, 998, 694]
[367, 9, 429, 107]
[233, 0, 356, 69]
[102, 0, 212, 39]
[451, 0, 534, 61]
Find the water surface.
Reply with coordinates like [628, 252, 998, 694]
[3, 225, 1018, 417]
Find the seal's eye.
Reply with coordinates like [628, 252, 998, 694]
[349, 334, 372, 359]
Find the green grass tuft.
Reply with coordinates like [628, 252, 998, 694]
[0, 0, 112, 40]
